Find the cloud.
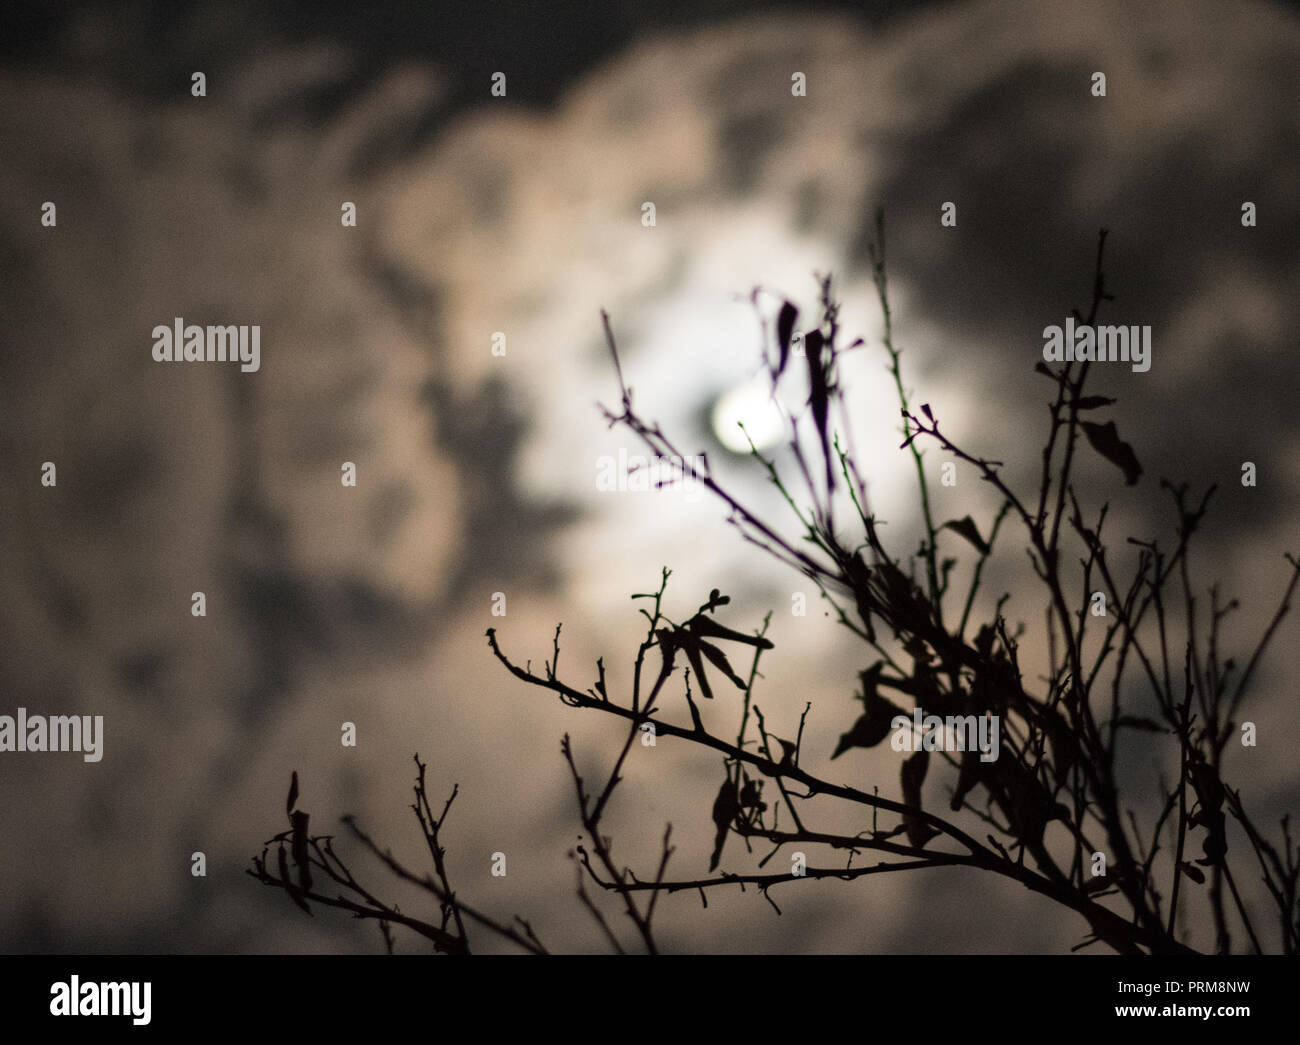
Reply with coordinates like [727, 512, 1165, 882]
[2, 0, 1297, 953]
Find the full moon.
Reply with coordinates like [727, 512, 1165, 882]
[710, 377, 787, 453]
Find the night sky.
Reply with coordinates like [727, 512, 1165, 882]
[1, 0, 1297, 955]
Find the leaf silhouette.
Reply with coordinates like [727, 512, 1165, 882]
[679, 640, 713, 700]
[804, 330, 833, 494]
[699, 588, 730, 614]
[843, 552, 876, 642]
[697, 641, 748, 692]
[901, 750, 938, 848]
[290, 810, 312, 892]
[941, 515, 989, 555]
[1080, 420, 1142, 485]
[652, 627, 680, 692]
[1073, 395, 1116, 410]
[1188, 760, 1228, 867]
[286, 770, 299, 816]
[831, 691, 905, 758]
[1040, 705, 1081, 779]
[773, 736, 797, 769]
[857, 661, 885, 701]
[775, 301, 798, 378]
[688, 613, 773, 650]
[996, 761, 1070, 845]
[709, 774, 741, 871]
[673, 605, 772, 700]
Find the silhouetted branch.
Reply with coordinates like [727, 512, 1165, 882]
[252, 216, 1297, 955]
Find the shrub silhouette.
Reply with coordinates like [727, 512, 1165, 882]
[250, 217, 1300, 954]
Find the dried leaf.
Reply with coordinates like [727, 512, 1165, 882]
[681, 641, 714, 700]
[652, 627, 681, 698]
[700, 588, 730, 613]
[290, 810, 312, 892]
[901, 750, 938, 848]
[857, 662, 885, 701]
[688, 614, 773, 650]
[804, 330, 833, 493]
[775, 301, 798, 377]
[1188, 761, 1228, 867]
[1080, 420, 1142, 486]
[843, 552, 876, 642]
[697, 640, 749, 693]
[677, 606, 773, 700]
[831, 692, 905, 759]
[941, 515, 989, 555]
[709, 775, 741, 871]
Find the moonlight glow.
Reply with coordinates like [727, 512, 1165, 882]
[711, 378, 787, 453]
